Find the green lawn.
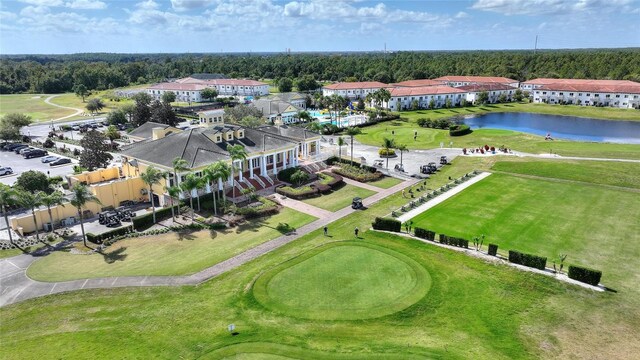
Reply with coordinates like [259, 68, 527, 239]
[367, 175, 403, 189]
[26, 208, 316, 281]
[411, 173, 640, 292]
[2, 158, 640, 359]
[0, 94, 75, 121]
[302, 184, 376, 212]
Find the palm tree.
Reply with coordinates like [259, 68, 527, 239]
[345, 127, 361, 165]
[166, 185, 181, 221]
[40, 191, 66, 232]
[227, 144, 247, 199]
[16, 191, 44, 242]
[396, 144, 408, 167]
[195, 176, 206, 211]
[308, 121, 323, 134]
[0, 185, 17, 244]
[381, 137, 396, 170]
[104, 125, 121, 148]
[140, 166, 165, 224]
[213, 161, 232, 211]
[172, 157, 189, 190]
[180, 173, 200, 220]
[203, 164, 220, 215]
[69, 183, 101, 247]
[337, 136, 345, 159]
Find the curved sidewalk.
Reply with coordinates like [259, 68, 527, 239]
[0, 178, 418, 307]
[44, 95, 84, 121]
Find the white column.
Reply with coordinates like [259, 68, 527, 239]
[228, 172, 233, 186]
[316, 140, 320, 156]
[273, 153, 278, 175]
[249, 157, 254, 178]
[261, 155, 267, 176]
[294, 147, 299, 165]
[282, 151, 288, 169]
[238, 160, 243, 181]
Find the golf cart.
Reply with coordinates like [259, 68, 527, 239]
[352, 197, 364, 209]
[394, 163, 405, 172]
[419, 163, 438, 174]
[440, 156, 449, 165]
[373, 159, 384, 168]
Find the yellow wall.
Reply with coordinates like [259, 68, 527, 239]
[70, 167, 121, 186]
[10, 201, 102, 235]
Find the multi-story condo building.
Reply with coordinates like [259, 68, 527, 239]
[433, 76, 519, 88]
[322, 81, 391, 99]
[383, 86, 466, 110]
[522, 79, 640, 108]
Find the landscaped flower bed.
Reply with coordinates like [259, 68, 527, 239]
[332, 164, 383, 183]
[236, 197, 281, 219]
[276, 172, 344, 200]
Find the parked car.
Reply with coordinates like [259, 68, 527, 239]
[0, 167, 13, 176]
[71, 125, 80, 131]
[41, 155, 60, 163]
[50, 158, 72, 166]
[3, 143, 21, 151]
[24, 149, 48, 159]
[18, 147, 36, 155]
[12, 145, 29, 153]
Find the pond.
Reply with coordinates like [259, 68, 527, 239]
[463, 112, 640, 144]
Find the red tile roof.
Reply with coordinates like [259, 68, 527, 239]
[523, 78, 640, 87]
[323, 81, 391, 90]
[433, 76, 518, 84]
[537, 83, 640, 94]
[391, 79, 443, 87]
[457, 84, 517, 92]
[390, 86, 465, 97]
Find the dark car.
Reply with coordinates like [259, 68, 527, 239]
[13, 145, 30, 153]
[24, 149, 48, 159]
[50, 158, 72, 166]
[3, 143, 21, 151]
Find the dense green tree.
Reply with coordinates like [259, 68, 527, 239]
[277, 77, 293, 92]
[15, 170, 51, 194]
[106, 109, 127, 125]
[201, 88, 218, 101]
[79, 130, 113, 170]
[238, 115, 263, 128]
[224, 104, 263, 123]
[161, 91, 176, 104]
[295, 75, 319, 92]
[476, 91, 490, 105]
[150, 100, 178, 126]
[85, 98, 105, 114]
[73, 84, 89, 102]
[0, 113, 32, 141]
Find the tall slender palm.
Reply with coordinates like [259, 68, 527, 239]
[180, 173, 199, 220]
[227, 144, 247, 199]
[381, 137, 396, 170]
[396, 144, 408, 167]
[40, 191, 66, 232]
[213, 161, 232, 210]
[69, 183, 101, 247]
[140, 166, 165, 224]
[0, 185, 17, 244]
[16, 191, 44, 241]
[203, 164, 220, 215]
[337, 136, 345, 159]
[195, 176, 206, 211]
[345, 127, 361, 165]
[166, 185, 181, 221]
[172, 157, 189, 190]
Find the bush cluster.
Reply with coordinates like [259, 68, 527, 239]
[326, 156, 378, 173]
[488, 243, 498, 256]
[508, 250, 547, 270]
[332, 164, 383, 183]
[277, 166, 303, 183]
[414, 227, 436, 241]
[378, 148, 396, 157]
[87, 226, 133, 244]
[372, 217, 401, 232]
[438, 234, 469, 248]
[568, 265, 602, 286]
[417, 117, 453, 129]
[276, 173, 343, 200]
[449, 124, 472, 136]
[235, 198, 280, 219]
[132, 206, 178, 230]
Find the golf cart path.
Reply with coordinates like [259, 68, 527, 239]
[44, 95, 83, 121]
[396, 172, 492, 223]
[0, 177, 419, 307]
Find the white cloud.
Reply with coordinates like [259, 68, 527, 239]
[455, 11, 468, 19]
[136, 0, 160, 10]
[65, 0, 107, 10]
[170, 0, 214, 12]
[19, 0, 64, 6]
[20, 5, 50, 17]
[0, 11, 18, 20]
[471, 0, 633, 16]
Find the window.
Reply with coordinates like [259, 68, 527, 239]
[559, 92, 563, 95]
[594, 94, 599, 97]
[605, 94, 610, 98]
[542, 91, 547, 95]
[586, 93, 590, 96]
[569, 93, 574, 96]
[615, 95, 620, 98]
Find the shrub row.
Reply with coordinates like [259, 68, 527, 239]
[326, 156, 378, 173]
[132, 206, 178, 230]
[332, 165, 383, 183]
[414, 227, 436, 241]
[87, 226, 133, 244]
[372, 217, 401, 232]
[508, 250, 547, 270]
[568, 265, 602, 286]
[235, 198, 281, 219]
[417, 117, 453, 129]
[378, 148, 396, 157]
[438, 234, 469, 248]
[276, 185, 319, 200]
[277, 166, 302, 183]
[449, 124, 472, 136]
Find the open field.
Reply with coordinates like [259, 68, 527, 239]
[0, 94, 75, 121]
[26, 208, 316, 281]
[2, 157, 639, 359]
[411, 172, 640, 292]
[301, 184, 375, 212]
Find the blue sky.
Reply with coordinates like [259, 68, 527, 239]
[1, 0, 638, 54]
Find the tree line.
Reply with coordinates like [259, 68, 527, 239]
[1, 49, 639, 94]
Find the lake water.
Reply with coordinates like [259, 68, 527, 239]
[462, 112, 640, 144]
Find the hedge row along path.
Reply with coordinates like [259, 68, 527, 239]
[396, 172, 492, 223]
[0, 177, 419, 307]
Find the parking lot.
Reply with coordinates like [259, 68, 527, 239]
[0, 149, 76, 186]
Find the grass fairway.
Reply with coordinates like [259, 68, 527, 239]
[411, 173, 640, 291]
[302, 184, 375, 212]
[367, 175, 403, 189]
[253, 241, 430, 320]
[26, 208, 316, 281]
[2, 158, 639, 359]
[0, 94, 75, 120]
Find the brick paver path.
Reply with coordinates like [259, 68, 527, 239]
[0, 178, 418, 307]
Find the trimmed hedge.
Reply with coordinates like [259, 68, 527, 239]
[568, 265, 602, 286]
[414, 227, 436, 241]
[132, 206, 178, 230]
[372, 217, 401, 232]
[508, 250, 547, 270]
[235, 198, 280, 219]
[87, 226, 133, 244]
[488, 243, 498, 256]
[332, 165, 383, 183]
[326, 156, 378, 173]
[378, 148, 396, 157]
[438, 234, 469, 248]
[277, 166, 302, 183]
[449, 124, 472, 136]
[276, 185, 319, 200]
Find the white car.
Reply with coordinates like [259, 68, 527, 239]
[41, 155, 60, 163]
[18, 147, 35, 155]
[0, 167, 13, 176]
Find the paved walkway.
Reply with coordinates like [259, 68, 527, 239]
[44, 95, 83, 121]
[396, 172, 492, 223]
[0, 178, 418, 307]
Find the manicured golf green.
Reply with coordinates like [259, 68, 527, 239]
[207, 343, 424, 359]
[254, 242, 430, 320]
[411, 173, 640, 290]
[27, 208, 316, 281]
[367, 175, 403, 189]
[302, 184, 375, 212]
